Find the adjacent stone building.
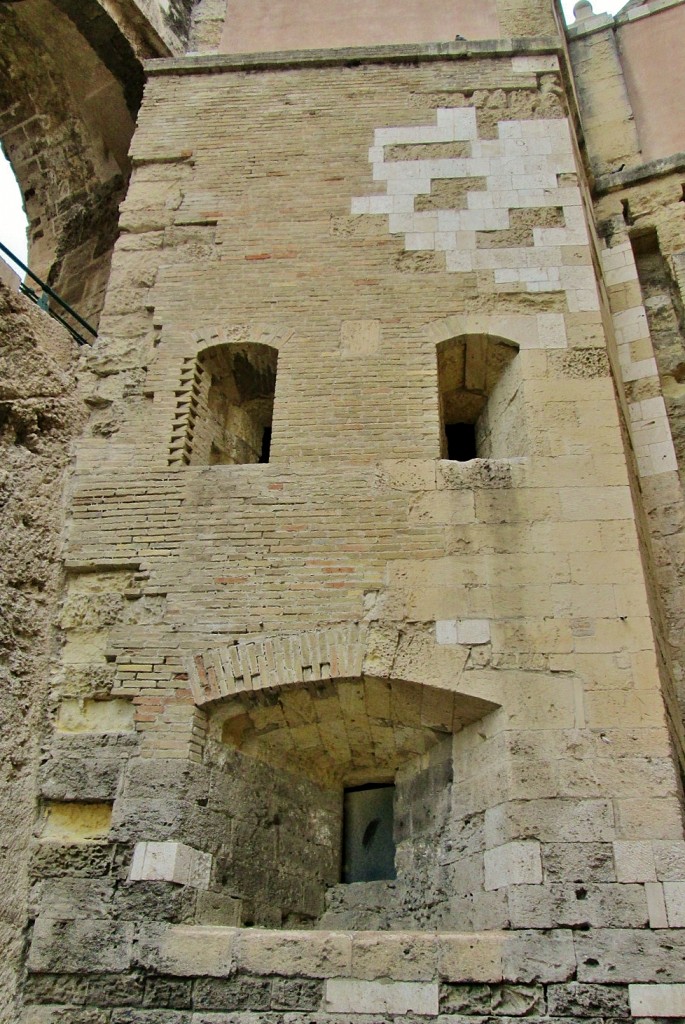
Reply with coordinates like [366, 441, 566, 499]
[1, 0, 685, 1020]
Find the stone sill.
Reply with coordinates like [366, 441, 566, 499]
[116, 923, 536, 982]
[145, 37, 561, 76]
[595, 151, 685, 194]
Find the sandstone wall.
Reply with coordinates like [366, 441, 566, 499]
[0, 283, 86, 1023]
[13, 29, 685, 1024]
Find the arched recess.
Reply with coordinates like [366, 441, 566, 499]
[0, 0, 151, 326]
[437, 333, 521, 460]
[186, 626, 500, 930]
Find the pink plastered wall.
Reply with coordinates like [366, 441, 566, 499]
[618, 5, 685, 163]
[219, 0, 500, 53]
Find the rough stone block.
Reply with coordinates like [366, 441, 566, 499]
[484, 841, 543, 890]
[238, 929, 352, 978]
[614, 841, 657, 882]
[271, 976, 324, 1010]
[437, 933, 505, 983]
[663, 881, 685, 927]
[351, 932, 437, 981]
[654, 840, 685, 880]
[28, 919, 134, 974]
[501, 930, 576, 983]
[324, 978, 439, 1016]
[193, 975, 272, 1010]
[576, 929, 685, 982]
[135, 925, 236, 978]
[548, 981, 630, 1016]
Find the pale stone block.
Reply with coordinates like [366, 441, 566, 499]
[512, 54, 560, 72]
[622, 357, 658, 383]
[484, 841, 543, 891]
[648, 440, 678, 475]
[456, 619, 490, 645]
[645, 882, 669, 928]
[614, 841, 657, 882]
[351, 933, 437, 981]
[437, 933, 505, 982]
[350, 197, 370, 215]
[138, 924, 236, 977]
[435, 620, 458, 645]
[629, 984, 685, 1017]
[325, 978, 438, 1015]
[664, 882, 685, 927]
[56, 698, 135, 733]
[437, 106, 477, 139]
[240, 929, 351, 977]
[405, 232, 435, 251]
[129, 840, 212, 890]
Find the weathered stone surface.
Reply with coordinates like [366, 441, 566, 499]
[28, 919, 134, 974]
[547, 981, 630, 1017]
[5, 5, 685, 1023]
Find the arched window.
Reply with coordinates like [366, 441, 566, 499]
[436, 334, 521, 460]
[179, 342, 278, 466]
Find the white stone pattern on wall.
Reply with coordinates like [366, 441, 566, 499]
[601, 242, 678, 478]
[351, 107, 600, 313]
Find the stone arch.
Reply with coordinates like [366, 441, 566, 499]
[185, 626, 499, 930]
[187, 624, 497, 717]
[0, 0, 147, 326]
[426, 314, 536, 461]
[168, 325, 295, 465]
[436, 333, 520, 459]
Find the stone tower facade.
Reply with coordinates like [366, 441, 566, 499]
[2, 0, 685, 1021]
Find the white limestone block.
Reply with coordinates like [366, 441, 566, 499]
[325, 979, 439, 1016]
[457, 619, 490, 645]
[435, 620, 458, 646]
[629, 984, 685, 1017]
[129, 841, 212, 890]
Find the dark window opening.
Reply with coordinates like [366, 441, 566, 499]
[259, 426, 272, 464]
[342, 783, 396, 883]
[445, 422, 477, 462]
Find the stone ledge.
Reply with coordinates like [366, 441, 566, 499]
[145, 38, 561, 76]
[595, 151, 685, 195]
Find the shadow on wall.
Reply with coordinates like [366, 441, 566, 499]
[198, 675, 499, 930]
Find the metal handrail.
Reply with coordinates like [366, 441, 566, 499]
[0, 240, 97, 346]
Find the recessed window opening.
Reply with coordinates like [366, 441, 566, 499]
[259, 426, 272, 464]
[184, 342, 278, 466]
[437, 334, 521, 461]
[342, 783, 396, 883]
[445, 422, 477, 462]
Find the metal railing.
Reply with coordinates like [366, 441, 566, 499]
[0, 240, 97, 346]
